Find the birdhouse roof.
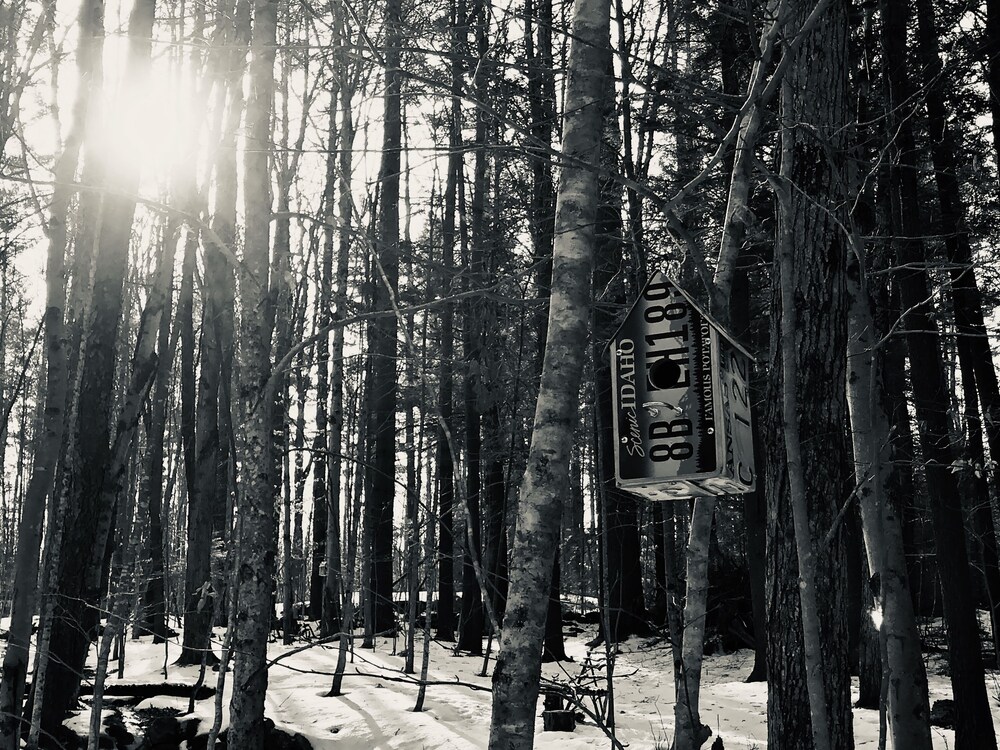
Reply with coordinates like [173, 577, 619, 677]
[609, 271, 755, 361]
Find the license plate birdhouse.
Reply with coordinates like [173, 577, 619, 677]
[610, 272, 756, 500]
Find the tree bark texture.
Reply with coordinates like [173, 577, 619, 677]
[487, 0, 608, 741]
[764, 2, 853, 749]
[227, 0, 277, 745]
[366, 0, 403, 635]
[37, 0, 157, 738]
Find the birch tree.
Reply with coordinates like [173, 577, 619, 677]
[227, 0, 278, 744]
[487, 0, 609, 741]
[845, 253, 932, 749]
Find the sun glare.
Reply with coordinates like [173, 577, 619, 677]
[93, 33, 206, 187]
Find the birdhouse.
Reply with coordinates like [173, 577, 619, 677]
[609, 272, 756, 500]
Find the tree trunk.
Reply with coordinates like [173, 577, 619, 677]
[330, 361, 367, 696]
[487, 0, 609, 740]
[650, 504, 667, 625]
[764, 2, 853, 749]
[312, 106, 334, 626]
[855, 552, 882, 710]
[37, 0, 158, 738]
[177, 203, 197, 588]
[956, 355, 1000, 662]
[178, 229, 227, 664]
[290, 364, 307, 631]
[592, 53, 648, 645]
[731, 265, 767, 683]
[457, 0, 492, 654]
[435, 0, 462, 641]
[673, 501, 713, 749]
[912, 0, 1000, 661]
[365, 0, 403, 636]
[226, 0, 277, 744]
[669, 2, 797, 734]
[208, 0, 248, 631]
[879, 0, 998, 745]
[525, 0, 566, 660]
[845, 251, 932, 748]
[0, 0, 85, 726]
[322, 10, 353, 633]
[483, 404, 509, 626]
[136, 218, 179, 645]
[271, 61, 298, 647]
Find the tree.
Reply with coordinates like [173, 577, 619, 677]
[912, 0, 1000, 658]
[0, 45, 76, 750]
[592, 53, 649, 646]
[35, 0, 159, 738]
[366, 0, 403, 637]
[312, 106, 335, 626]
[487, 0, 610, 742]
[0, 0, 93, 739]
[227, 0, 278, 744]
[456, 0, 490, 652]
[323, 0, 358, 633]
[845, 250, 932, 749]
[435, 0, 462, 641]
[764, 1, 853, 749]
[879, 0, 999, 745]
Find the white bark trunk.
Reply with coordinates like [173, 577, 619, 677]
[227, 0, 277, 746]
[486, 0, 610, 742]
[671, 8, 791, 748]
[672, 501, 713, 749]
[845, 257, 932, 750]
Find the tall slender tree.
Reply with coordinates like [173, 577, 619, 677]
[846, 251, 932, 749]
[312, 106, 335, 625]
[365, 0, 403, 636]
[36, 0, 159, 736]
[322, 3, 356, 633]
[457, 0, 490, 651]
[227, 0, 278, 743]
[879, 0, 999, 745]
[435, 0, 463, 639]
[487, 0, 609, 739]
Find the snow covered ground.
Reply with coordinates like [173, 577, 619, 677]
[73, 621, 1000, 749]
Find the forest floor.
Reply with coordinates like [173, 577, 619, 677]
[46, 616, 1000, 750]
